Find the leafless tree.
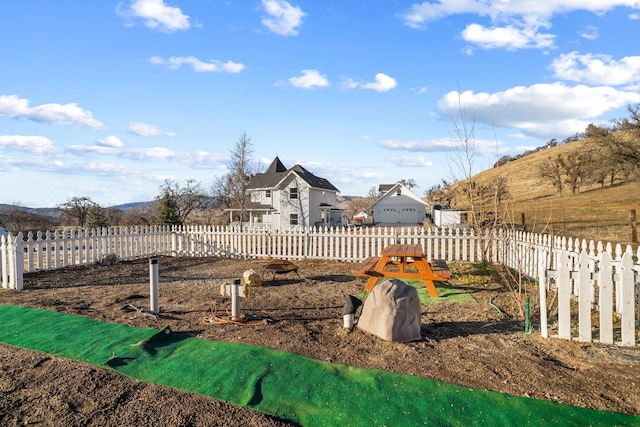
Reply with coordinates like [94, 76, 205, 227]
[57, 196, 97, 227]
[211, 132, 258, 225]
[157, 179, 208, 224]
[538, 156, 564, 196]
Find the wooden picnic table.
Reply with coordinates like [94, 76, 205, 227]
[352, 244, 451, 297]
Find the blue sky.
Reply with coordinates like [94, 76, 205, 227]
[1, 1, 639, 208]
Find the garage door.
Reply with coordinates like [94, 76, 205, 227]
[400, 207, 419, 223]
[381, 207, 399, 223]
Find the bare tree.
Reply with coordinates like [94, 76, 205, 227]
[442, 94, 530, 321]
[398, 178, 417, 190]
[211, 132, 258, 225]
[57, 196, 97, 227]
[538, 156, 564, 196]
[558, 152, 590, 195]
[366, 186, 379, 198]
[157, 179, 207, 224]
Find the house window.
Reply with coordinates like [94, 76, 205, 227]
[290, 213, 298, 225]
[265, 190, 271, 198]
[290, 187, 298, 200]
[396, 188, 402, 196]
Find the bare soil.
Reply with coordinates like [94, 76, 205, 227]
[1, 256, 639, 426]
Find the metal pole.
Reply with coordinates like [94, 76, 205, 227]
[231, 278, 241, 320]
[149, 257, 159, 314]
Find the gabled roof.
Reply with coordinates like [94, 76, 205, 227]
[265, 156, 287, 174]
[378, 184, 394, 193]
[248, 157, 339, 192]
[372, 183, 427, 206]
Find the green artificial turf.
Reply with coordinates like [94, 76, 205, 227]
[359, 279, 474, 304]
[1, 305, 638, 427]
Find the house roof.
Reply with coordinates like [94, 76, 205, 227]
[372, 183, 427, 207]
[248, 156, 340, 192]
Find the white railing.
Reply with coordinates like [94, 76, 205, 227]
[1, 225, 638, 347]
[171, 225, 483, 262]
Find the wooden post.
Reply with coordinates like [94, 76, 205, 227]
[521, 212, 526, 232]
[629, 209, 637, 243]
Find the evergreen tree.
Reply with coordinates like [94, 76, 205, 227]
[156, 191, 182, 225]
[86, 204, 108, 229]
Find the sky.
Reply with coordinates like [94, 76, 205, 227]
[1, 1, 639, 208]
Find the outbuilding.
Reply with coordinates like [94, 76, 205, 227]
[372, 183, 427, 225]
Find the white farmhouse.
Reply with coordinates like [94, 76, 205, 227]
[240, 157, 347, 230]
[372, 183, 427, 225]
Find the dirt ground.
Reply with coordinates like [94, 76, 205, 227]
[1, 256, 639, 426]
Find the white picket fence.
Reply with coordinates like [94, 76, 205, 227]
[1, 225, 638, 346]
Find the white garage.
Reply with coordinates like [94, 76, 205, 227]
[372, 183, 427, 225]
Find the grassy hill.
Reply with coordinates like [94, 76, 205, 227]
[453, 140, 639, 246]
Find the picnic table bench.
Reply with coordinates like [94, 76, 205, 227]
[261, 259, 300, 281]
[352, 244, 451, 297]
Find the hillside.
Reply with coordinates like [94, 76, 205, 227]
[454, 139, 640, 245]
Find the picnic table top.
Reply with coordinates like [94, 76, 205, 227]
[380, 244, 424, 258]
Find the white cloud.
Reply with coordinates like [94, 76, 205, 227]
[361, 73, 397, 92]
[1, 156, 65, 172]
[400, 1, 637, 51]
[117, 0, 190, 33]
[579, 25, 599, 40]
[150, 56, 245, 73]
[340, 74, 398, 92]
[261, 0, 306, 36]
[127, 121, 176, 137]
[66, 140, 228, 170]
[461, 23, 555, 50]
[97, 136, 124, 148]
[0, 94, 105, 129]
[437, 83, 640, 138]
[339, 77, 360, 90]
[65, 144, 119, 156]
[185, 151, 228, 169]
[380, 137, 502, 156]
[399, 0, 637, 29]
[0, 135, 57, 154]
[550, 52, 640, 86]
[121, 147, 176, 160]
[288, 69, 330, 89]
[387, 155, 435, 167]
[380, 138, 458, 152]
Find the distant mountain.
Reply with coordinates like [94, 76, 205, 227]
[0, 204, 61, 218]
[0, 201, 157, 218]
[109, 201, 157, 212]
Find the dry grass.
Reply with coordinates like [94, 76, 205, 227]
[457, 140, 640, 245]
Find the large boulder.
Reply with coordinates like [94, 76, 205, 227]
[357, 279, 422, 342]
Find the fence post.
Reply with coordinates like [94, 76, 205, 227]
[620, 250, 635, 346]
[538, 254, 549, 338]
[598, 252, 614, 344]
[13, 233, 24, 290]
[557, 250, 571, 340]
[577, 250, 591, 342]
[0, 235, 7, 289]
